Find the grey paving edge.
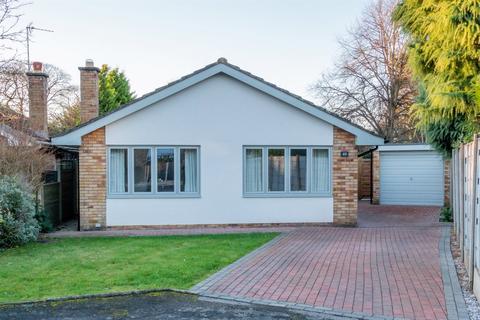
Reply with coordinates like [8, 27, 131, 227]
[440, 226, 469, 320]
[190, 231, 290, 293]
[196, 292, 405, 320]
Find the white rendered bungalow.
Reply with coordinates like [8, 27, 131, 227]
[50, 58, 384, 230]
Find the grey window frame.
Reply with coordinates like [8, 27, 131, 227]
[108, 147, 130, 195]
[156, 147, 177, 194]
[243, 145, 332, 198]
[132, 147, 154, 194]
[107, 145, 200, 198]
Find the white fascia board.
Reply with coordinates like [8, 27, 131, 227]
[378, 144, 435, 152]
[51, 64, 384, 146]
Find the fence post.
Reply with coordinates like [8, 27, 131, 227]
[470, 135, 479, 289]
[460, 144, 465, 257]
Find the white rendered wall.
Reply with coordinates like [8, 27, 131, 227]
[106, 74, 334, 226]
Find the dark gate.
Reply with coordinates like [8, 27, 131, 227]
[59, 159, 78, 223]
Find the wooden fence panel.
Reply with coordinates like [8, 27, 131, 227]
[475, 138, 480, 272]
[460, 145, 465, 254]
[452, 136, 480, 295]
[463, 140, 476, 277]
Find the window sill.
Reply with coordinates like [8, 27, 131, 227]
[108, 194, 201, 199]
[243, 193, 332, 198]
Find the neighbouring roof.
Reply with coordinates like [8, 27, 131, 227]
[0, 107, 49, 144]
[51, 58, 385, 146]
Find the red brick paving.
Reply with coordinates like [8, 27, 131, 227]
[196, 204, 447, 320]
[358, 200, 442, 227]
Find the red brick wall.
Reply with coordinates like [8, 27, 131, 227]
[358, 157, 371, 199]
[79, 127, 106, 230]
[333, 127, 358, 225]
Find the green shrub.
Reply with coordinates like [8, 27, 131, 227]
[0, 176, 39, 248]
[440, 206, 453, 223]
[34, 208, 54, 233]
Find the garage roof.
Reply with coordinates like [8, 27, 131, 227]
[379, 144, 436, 152]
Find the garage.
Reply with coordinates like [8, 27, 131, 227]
[379, 145, 445, 206]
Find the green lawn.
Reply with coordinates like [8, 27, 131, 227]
[0, 233, 278, 303]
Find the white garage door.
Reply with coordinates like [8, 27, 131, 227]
[380, 151, 444, 206]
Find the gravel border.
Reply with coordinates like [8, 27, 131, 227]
[450, 231, 480, 320]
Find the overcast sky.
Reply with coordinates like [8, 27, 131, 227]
[21, 0, 372, 99]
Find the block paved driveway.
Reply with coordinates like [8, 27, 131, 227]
[192, 203, 450, 320]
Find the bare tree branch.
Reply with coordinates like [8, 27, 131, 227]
[312, 0, 422, 142]
[0, 0, 29, 67]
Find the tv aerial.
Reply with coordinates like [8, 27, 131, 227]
[26, 23, 54, 71]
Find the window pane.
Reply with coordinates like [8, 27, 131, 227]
[290, 148, 307, 191]
[312, 149, 329, 193]
[134, 149, 152, 192]
[109, 149, 128, 193]
[245, 149, 263, 192]
[180, 148, 198, 192]
[157, 148, 174, 192]
[268, 148, 285, 192]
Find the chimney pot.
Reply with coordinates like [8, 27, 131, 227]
[32, 61, 43, 72]
[85, 59, 94, 67]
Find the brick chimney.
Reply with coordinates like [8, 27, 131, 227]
[79, 59, 100, 123]
[26, 62, 49, 138]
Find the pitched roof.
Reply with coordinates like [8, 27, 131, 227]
[51, 58, 384, 146]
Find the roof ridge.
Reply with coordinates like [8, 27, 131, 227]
[52, 58, 383, 142]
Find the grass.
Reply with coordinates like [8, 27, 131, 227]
[0, 233, 278, 303]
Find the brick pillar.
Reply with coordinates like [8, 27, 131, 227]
[79, 127, 106, 230]
[444, 158, 451, 206]
[372, 150, 380, 204]
[26, 62, 48, 138]
[79, 59, 100, 123]
[333, 127, 358, 226]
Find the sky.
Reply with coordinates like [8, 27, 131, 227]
[20, 0, 373, 100]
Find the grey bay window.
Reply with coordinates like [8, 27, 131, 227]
[108, 146, 199, 197]
[244, 146, 331, 197]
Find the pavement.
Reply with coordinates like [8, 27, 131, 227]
[0, 291, 353, 320]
